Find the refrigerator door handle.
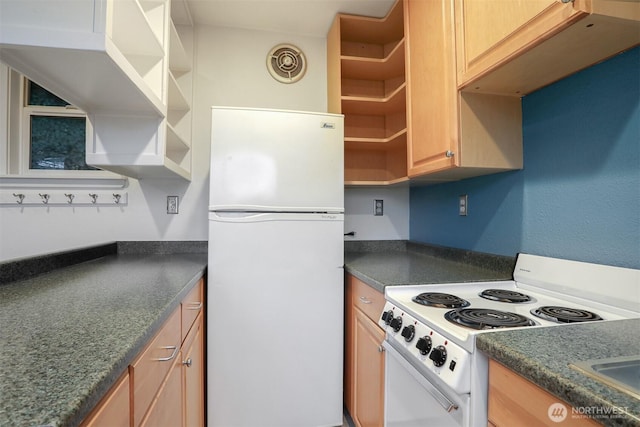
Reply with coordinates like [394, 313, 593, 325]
[210, 211, 343, 223]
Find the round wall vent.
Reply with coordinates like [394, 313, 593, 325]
[266, 44, 307, 84]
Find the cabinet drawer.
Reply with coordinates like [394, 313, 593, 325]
[182, 278, 203, 342]
[348, 275, 385, 324]
[131, 308, 181, 427]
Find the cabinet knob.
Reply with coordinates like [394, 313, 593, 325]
[359, 296, 372, 304]
[378, 345, 385, 353]
[183, 357, 193, 367]
[445, 150, 455, 158]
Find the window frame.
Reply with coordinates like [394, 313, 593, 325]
[0, 64, 126, 186]
[20, 105, 98, 176]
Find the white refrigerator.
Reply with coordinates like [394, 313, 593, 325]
[208, 107, 345, 427]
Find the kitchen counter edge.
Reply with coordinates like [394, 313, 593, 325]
[476, 319, 640, 427]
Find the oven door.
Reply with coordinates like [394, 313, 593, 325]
[383, 340, 469, 427]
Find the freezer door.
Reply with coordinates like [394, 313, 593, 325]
[207, 212, 344, 427]
[210, 107, 344, 212]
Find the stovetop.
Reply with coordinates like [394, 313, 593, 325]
[383, 254, 640, 350]
[383, 279, 637, 352]
[378, 254, 640, 394]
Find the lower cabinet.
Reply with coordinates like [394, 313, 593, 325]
[81, 278, 205, 427]
[140, 356, 183, 427]
[183, 316, 205, 427]
[131, 308, 182, 426]
[488, 359, 601, 427]
[80, 373, 130, 427]
[345, 274, 386, 427]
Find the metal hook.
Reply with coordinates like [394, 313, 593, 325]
[89, 193, 98, 204]
[13, 193, 25, 204]
[39, 193, 50, 204]
[113, 193, 121, 204]
[65, 193, 75, 204]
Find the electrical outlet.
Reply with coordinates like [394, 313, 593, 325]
[374, 199, 384, 216]
[167, 196, 179, 214]
[459, 195, 468, 216]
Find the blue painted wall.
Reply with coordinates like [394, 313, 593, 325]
[410, 47, 639, 269]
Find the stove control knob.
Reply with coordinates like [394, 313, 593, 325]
[429, 345, 447, 367]
[381, 310, 394, 325]
[390, 316, 403, 332]
[416, 336, 432, 355]
[401, 325, 415, 342]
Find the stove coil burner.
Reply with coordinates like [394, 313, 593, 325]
[531, 306, 603, 323]
[479, 289, 532, 303]
[445, 308, 537, 330]
[412, 292, 470, 308]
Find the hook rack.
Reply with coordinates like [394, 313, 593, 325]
[0, 191, 128, 206]
[13, 193, 25, 204]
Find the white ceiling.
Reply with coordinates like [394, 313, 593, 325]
[185, 0, 396, 37]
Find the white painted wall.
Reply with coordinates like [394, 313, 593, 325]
[345, 187, 409, 241]
[0, 25, 408, 262]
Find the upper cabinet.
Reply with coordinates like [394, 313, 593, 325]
[0, 0, 194, 180]
[404, 0, 522, 181]
[0, 0, 165, 115]
[456, 0, 640, 95]
[328, 0, 523, 186]
[328, 0, 639, 186]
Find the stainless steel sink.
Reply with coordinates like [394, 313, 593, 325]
[570, 355, 640, 399]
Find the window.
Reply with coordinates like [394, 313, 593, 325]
[0, 64, 120, 182]
[24, 81, 97, 171]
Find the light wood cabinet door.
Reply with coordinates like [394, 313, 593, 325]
[130, 308, 182, 427]
[456, 0, 585, 87]
[80, 373, 130, 427]
[455, 0, 640, 95]
[488, 359, 601, 427]
[344, 275, 386, 427]
[183, 315, 204, 427]
[140, 355, 183, 427]
[353, 308, 385, 427]
[405, 0, 458, 177]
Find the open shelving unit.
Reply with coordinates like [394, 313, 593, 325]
[0, 0, 195, 181]
[328, 0, 409, 186]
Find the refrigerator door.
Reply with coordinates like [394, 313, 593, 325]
[207, 211, 344, 427]
[210, 107, 344, 212]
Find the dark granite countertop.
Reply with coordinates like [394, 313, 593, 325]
[477, 320, 640, 427]
[0, 243, 207, 427]
[344, 240, 515, 293]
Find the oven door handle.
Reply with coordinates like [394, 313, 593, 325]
[383, 340, 459, 413]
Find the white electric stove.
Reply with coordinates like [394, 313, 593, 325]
[378, 253, 640, 427]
